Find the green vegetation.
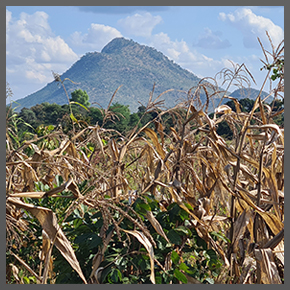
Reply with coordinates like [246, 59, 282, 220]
[70, 89, 91, 108]
[9, 88, 283, 146]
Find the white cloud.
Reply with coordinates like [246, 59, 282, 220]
[118, 12, 162, 37]
[6, 9, 12, 27]
[147, 31, 264, 90]
[219, 8, 284, 49]
[6, 9, 78, 90]
[194, 27, 231, 49]
[167, 48, 181, 60]
[25, 70, 48, 83]
[149, 32, 225, 79]
[70, 23, 122, 51]
[150, 32, 192, 61]
[6, 10, 12, 43]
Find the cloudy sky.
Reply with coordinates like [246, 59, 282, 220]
[6, 6, 284, 102]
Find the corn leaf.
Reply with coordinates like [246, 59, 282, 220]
[122, 229, 155, 284]
[7, 197, 87, 284]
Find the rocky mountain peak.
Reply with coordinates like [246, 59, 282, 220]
[101, 37, 137, 54]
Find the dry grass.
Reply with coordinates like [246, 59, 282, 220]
[6, 34, 284, 284]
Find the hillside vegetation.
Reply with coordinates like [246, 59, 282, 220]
[11, 37, 268, 113]
[6, 35, 284, 284]
[12, 38, 201, 112]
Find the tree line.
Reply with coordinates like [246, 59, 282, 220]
[7, 88, 283, 144]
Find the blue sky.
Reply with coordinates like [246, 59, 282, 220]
[6, 6, 284, 102]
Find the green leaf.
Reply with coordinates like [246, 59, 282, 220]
[87, 234, 102, 249]
[73, 208, 82, 218]
[139, 202, 151, 211]
[80, 203, 88, 213]
[155, 273, 162, 284]
[100, 265, 112, 283]
[205, 277, 214, 284]
[174, 269, 188, 284]
[94, 218, 103, 229]
[118, 269, 122, 280]
[110, 268, 120, 283]
[154, 234, 168, 250]
[175, 226, 190, 236]
[70, 101, 89, 111]
[134, 199, 151, 215]
[22, 121, 35, 131]
[73, 218, 83, 229]
[167, 229, 181, 245]
[74, 233, 89, 244]
[47, 124, 55, 131]
[110, 268, 118, 283]
[184, 202, 194, 211]
[23, 276, 30, 284]
[54, 175, 63, 187]
[136, 256, 147, 271]
[70, 113, 78, 123]
[210, 231, 230, 243]
[171, 250, 180, 264]
[179, 262, 189, 272]
[168, 203, 180, 222]
[196, 234, 208, 249]
[206, 249, 217, 260]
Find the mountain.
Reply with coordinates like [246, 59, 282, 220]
[12, 37, 270, 113]
[229, 87, 270, 101]
[12, 37, 202, 112]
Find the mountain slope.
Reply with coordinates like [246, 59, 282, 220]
[12, 37, 270, 113]
[13, 37, 202, 112]
[229, 87, 270, 101]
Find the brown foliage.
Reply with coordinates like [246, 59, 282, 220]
[6, 34, 284, 284]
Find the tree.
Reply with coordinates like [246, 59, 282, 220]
[225, 98, 255, 113]
[18, 108, 37, 129]
[128, 112, 139, 129]
[239, 98, 255, 113]
[270, 99, 284, 127]
[137, 105, 159, 130]
[216, 120, 232, 139]
[104, 103, 131, 133]
[270, 99, 284, 112]
[70, 89, 90, 108]
[87, 107, 104, 125]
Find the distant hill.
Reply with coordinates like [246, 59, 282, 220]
[229, 87, 270, 101]
[11, 37, 270, 113]
[12, 37, 202, 112]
